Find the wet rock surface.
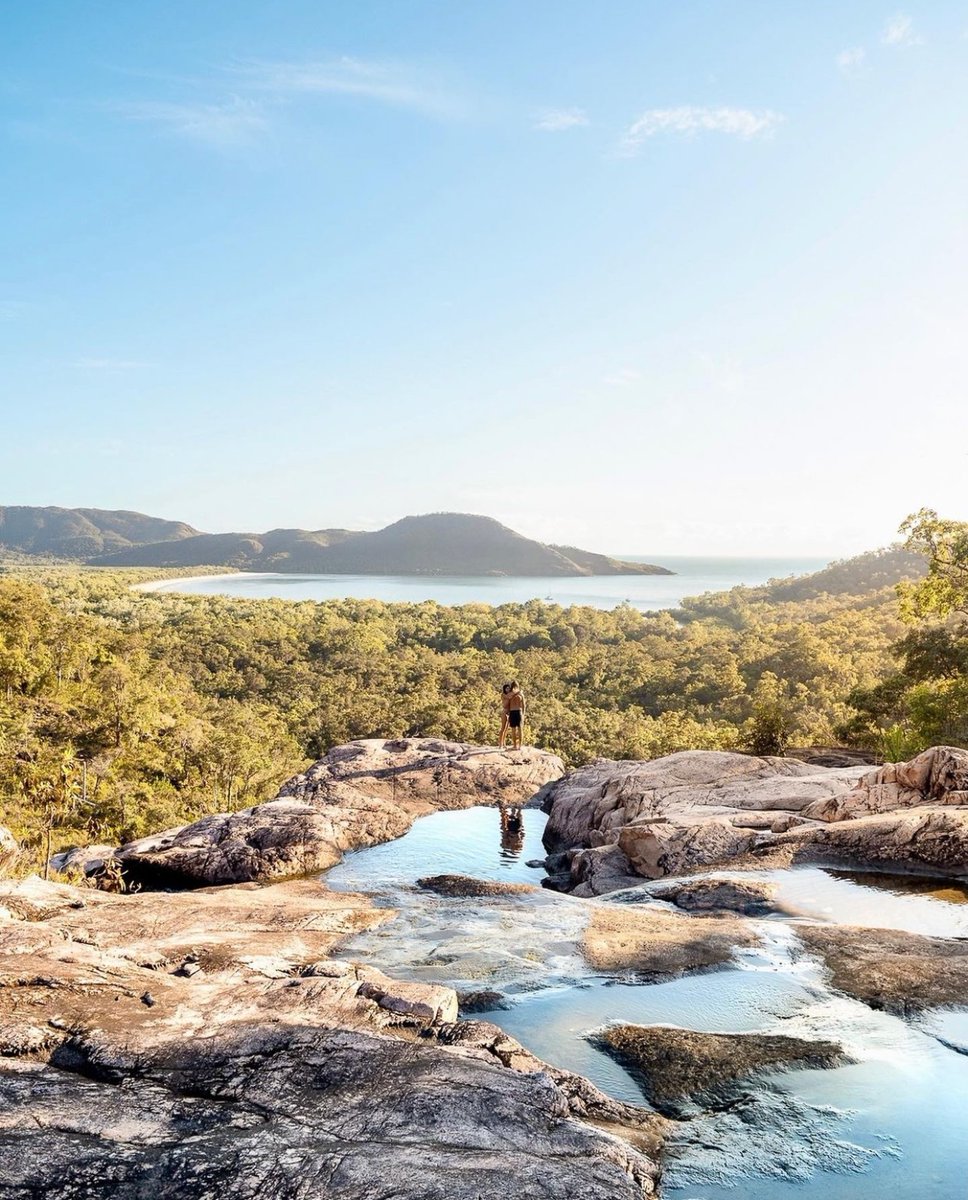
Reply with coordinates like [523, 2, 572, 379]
[662, 1090, 884, 1190]
[594, 1024, 848, 1116]
[581, 903, 756, 977]
[417, 873, 540, 897]
[8, 742, 968, 1198]
[560, 844, 643, 898]
[797, 921, 968, 1014]
[89, 739, 563, 888]
[433, 1018, 667, 1158]
[458, 988, 509, 1012]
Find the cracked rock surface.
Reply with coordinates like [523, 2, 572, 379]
[0, 869, 660, 1199]
[541, 747, 968, 890]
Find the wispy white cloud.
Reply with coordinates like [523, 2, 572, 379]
[111, 97, 268, 147]
[603, 368, 642, 387]
[230, 57, 462, 119]
[881, 14, 924, 46]
[74, 357, 156, 372]
[836, 47, 868, 76]
[620, 106, 783, 154]
[533, 107, 589, 132]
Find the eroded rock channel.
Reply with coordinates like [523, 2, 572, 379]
[3, 740, 968, 1198]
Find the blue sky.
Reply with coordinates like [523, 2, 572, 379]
[2, 2, 966, 554]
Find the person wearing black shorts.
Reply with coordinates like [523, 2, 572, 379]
[506, 681, 525, 750]
[499, 682, 513, 748]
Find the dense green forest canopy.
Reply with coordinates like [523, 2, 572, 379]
[1, 520, 963, 870]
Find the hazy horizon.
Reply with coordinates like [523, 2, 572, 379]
[4, 2, 967, 555]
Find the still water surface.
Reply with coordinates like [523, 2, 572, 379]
[145, 555, 831, 611]
[325, 806, 968, 1198]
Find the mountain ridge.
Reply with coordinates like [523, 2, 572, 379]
[0, 505, 199, 559]
[0, 506, 672, 576]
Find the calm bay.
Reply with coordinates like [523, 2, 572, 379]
[143, 555, 832, 611]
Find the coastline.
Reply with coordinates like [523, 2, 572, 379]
[132, 571, 245, 594]
[123, 560, 830, 614]
[130, 570, 660, 595]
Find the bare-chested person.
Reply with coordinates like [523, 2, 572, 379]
[506, 681, 525, 750]
[499, 682, 512, 748]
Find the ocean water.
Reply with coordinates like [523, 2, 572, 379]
[144, 555, 831, 611]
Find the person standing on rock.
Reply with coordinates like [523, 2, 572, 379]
[506, 682, 526, 750]
[499, 682, 513, 748]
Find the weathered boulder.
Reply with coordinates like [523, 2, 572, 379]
[543, 748, 968, 887]
[801, 746, 968, 822]
[0, 827, 18, 875]
[49, 843, 119, 877]
[0, 1024, 659, 1199]
[358, 976, 458, 1022]
[766, 748, 968, 876]
[542, 752, 863, 857]
[617, 816, 756, 880]
[785, 806, 968, 876]
[786, 747, 880, 769]
[594, 1025, 848, 1116]
[282, 738, 564, 808]
[115, 796, 357, 886]
[435, 1018, 666, 1156]
[457, 989, 509, 1013]
[110, 739, 563, 887]
[542, 752, 863, 887]
[562, 844, 643, 898]
[647, 876, 778, 915]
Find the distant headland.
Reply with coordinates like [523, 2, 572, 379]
[0, 506, 673, 577]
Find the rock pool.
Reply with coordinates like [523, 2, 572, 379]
[325, 806, 968, 1198]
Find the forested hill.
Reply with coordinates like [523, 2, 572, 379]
[1, 508, 668, 576]
[758, 546, 926, 601]
[94, 513, 672, 577]
[0, 506, 198, 559]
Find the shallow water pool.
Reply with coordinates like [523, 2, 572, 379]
[323, 807, 968, 1197]
[327, 804, 549, 891]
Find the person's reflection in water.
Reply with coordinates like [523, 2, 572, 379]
[499, 805, 525, 858]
